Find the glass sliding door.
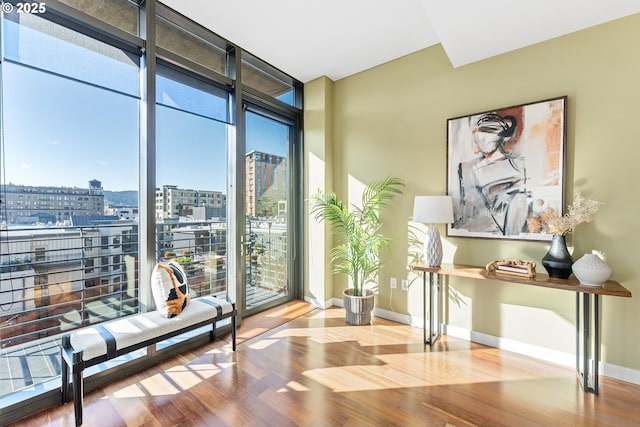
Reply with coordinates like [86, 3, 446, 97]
[244, 110, 293, 313]
[155, 66, 229, 299]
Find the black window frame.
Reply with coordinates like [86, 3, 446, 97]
[0, 1, 303, 423]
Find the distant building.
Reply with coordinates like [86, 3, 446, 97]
[108, 207, 139, 221]
[155, 185, 226, 220]
[245, 150, 287, 218]
[1, 180, 105, 224]
[156, 219, 226, 260]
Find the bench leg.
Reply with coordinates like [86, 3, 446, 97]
[73, 368, 83, 426]
[61, 360, 69, 403]
[61, 335, 74, 404]
[69, 349, 85, 426]
[61, 350, 69, 403]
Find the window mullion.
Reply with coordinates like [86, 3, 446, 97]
[139, 0, 156, 314]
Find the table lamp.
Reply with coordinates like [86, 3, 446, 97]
[412, 195, 454, 267]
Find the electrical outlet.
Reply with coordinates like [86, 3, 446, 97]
[390, 277, 397, 289]
[401, 279, 409, 291]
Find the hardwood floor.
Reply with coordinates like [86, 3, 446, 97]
[11, 302, 640, 426]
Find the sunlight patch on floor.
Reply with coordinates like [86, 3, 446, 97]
[139, 373, 181, 396]
[272, 324, 422, 346]
[179, 363, 224, 380]
[238, 327, 270, 340]
[304, 365, 428, 392]
[204, 347, 227, 355]
[111, 361, 232, 397]
[308, 309, 344, 319]
[248, 338, 280, 350]
[165, 366, 215, 389]
[111, 383, 146, 398]
[265, 302, 315, 320]
[303, 348, 568, 393]
[278, 380, 310, 392]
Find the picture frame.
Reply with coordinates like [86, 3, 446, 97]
[446, 96, 567, 241]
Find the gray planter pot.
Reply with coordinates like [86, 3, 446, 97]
[343, 288, 375, 325]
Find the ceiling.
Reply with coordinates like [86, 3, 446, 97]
[159, 0, 640, 84]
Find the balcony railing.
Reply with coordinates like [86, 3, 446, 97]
[156, 220, 228, 300]
[0, 218, 286, 400]
[1, 223, 140, 349]
[246, 220, 288, 307]
[0, 220, 236, 350]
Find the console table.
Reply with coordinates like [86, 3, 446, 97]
[408, 262, 632, 395]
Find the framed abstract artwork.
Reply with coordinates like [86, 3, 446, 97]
[446, 96, 567, 241]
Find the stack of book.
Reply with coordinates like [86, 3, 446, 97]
[485, 259, 536, 278]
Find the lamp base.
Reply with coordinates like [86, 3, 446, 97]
[423, 224, 443, 267]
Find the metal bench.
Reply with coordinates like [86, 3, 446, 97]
[60, 296, 236, 426]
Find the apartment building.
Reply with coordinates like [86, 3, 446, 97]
[1, 180, 105, 224]
[155, 185, 226, 220]
[245, 150, 287, 218]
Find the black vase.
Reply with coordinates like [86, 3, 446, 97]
[542, 235, 574, 279]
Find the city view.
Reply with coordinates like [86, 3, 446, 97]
[0, 147, 286, 320]
[0, 147, 290, 398]
[0, 3, 301, 421]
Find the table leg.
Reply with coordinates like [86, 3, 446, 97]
[577, 292, 599, 394]
[423, 272, 427, 345]
[424, 272, 441, 346]
[594, 294, 600, 394]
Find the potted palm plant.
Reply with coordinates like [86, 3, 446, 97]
[310, 177, 404, 325]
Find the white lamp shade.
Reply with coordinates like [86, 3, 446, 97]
[413, 196, 454, 224]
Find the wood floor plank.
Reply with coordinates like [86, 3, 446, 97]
[11, 303, 640, 426]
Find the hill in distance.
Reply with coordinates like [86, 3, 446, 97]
[104, 190, 138, 207]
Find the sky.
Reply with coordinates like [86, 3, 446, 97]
[2, 15, 289, 194]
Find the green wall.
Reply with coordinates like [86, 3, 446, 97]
[304, 77, 335, 307]
[304, 13, 640, 373]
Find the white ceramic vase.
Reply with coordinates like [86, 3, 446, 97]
[571, 253, 612, 286]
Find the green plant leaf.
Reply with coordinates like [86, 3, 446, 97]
[309, 177, 404, 297]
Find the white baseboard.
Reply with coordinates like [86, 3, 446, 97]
[445, 324, 640, 386]
[445, 324, 575, 368]
[372, 307, 414, 325]
[311, 297, 415, 324]
[303, 295, 332, 309]
[319, 303, 640, 387]
[600, 361, 640, 385]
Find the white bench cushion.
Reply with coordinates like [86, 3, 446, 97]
[69, 296, 233, 361]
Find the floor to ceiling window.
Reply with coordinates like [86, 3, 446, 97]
[240, 49, 302, 313]
[244, 110, 293, 312]
[155, 66, 229, 299]
[0, 1, 302, 422]
[0, 9, 140, 399]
